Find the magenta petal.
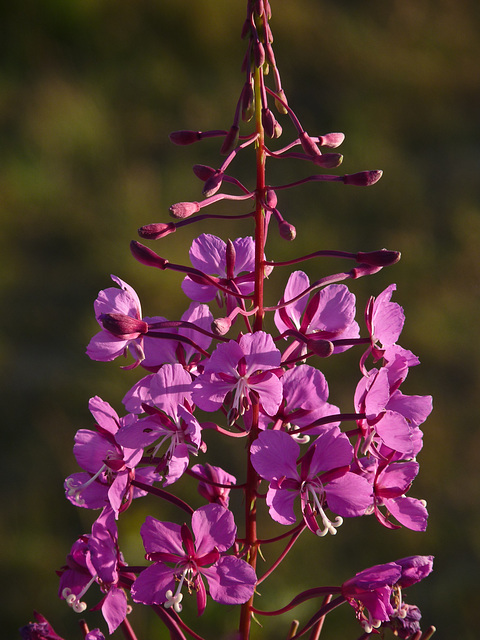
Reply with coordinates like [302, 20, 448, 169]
[373, 284, 405, 347]
[192, 504, 236, 555]
[308, 427, 353, 476]
[130, 563, 176, 605]
[266, 486, 297, 525]
[274, 271, 310, 333]
[310, 284, 356, 332]
[101, 587, 127, 634]
[140, 516, 184, 556]
[240, 331, 281, 371]
[88, 397, 120, 435]
[326, 472, 372, 517]
[251, 430, 300, 481]
[150, 364, 193, 419]
[73, 429, 118, 474]
[384, 497, 428, 531]
[87, 331, 127, 361]
[202, 556, 256, 605]
[189, 233, 227, 274]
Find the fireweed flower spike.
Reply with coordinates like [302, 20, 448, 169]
[44, 1, 435, 638]
[131, 504, 256, 615]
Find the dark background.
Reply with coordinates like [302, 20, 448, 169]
[2, 0, 479, 638]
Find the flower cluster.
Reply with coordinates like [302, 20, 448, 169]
[23, 1, 435, 639]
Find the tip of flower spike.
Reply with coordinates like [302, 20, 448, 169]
[343, 170, 383, 186]
[169, 201, 200, 219]
[356, 249, 401, 267]
[130, 241, 169, 269]
[169, 130, 202, 145]
[138, 222, 176, 240]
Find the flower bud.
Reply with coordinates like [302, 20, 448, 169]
[254, 40, 265, 68]
[313, 153, 343, 168]
[343, 170, 383, 186]
[264, 188, 277, 209]
[318, 132, 345, 148]
[169, 201, 200, 219]
[130, 240, 168, 269]
[274, 88, 288, 115]
[350, 264, 383, 278]
[212, 317, 232, 336]
[241, 81, 255, 122]
[306, 337, 334, 358]
[203, 170, 224, 197]
[299, 131, 322, 157]
[100, 313, 148, 339]
[138, 222, 176, 240]
[169, 130, 201, 145]
[193, 164, 216, 181]
[279, 220, 296, 241]
[220, 125, 240, 155]
[356, 249, 401, 267]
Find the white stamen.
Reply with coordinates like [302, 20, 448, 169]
[309, 488, 343, 536]
[62, 575, 96, 614]
[65, 463, 108, 504]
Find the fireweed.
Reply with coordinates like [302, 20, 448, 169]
[23, 2, 437, 639]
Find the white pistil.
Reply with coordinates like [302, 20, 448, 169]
[62, 575, 97, 613]
[164, 568, 188, 613]
[65, 464, 108, 504]
[308, 488, 343, 537]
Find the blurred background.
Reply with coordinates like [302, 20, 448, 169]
[2, 0, 479, 638]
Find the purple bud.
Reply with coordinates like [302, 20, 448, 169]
[254, 40, 265, 68]
[220, 125, 240, 155]
[306, 337, 334, 357]
[138, 222, 176, 240]
[193, 164, 216, 181]
[203, 170, 224, 197]
[274, 88, 288, 115]
[212, 317, 232, 336]
[261, 108, 276, 138]
[242, 81, 255, 122]
[264, 188, 277, 209]
[130, 240, 168, 269]
[318, 132, 345, 148]
[279, 220, 296, 241]
[169, 130, 202, 145]
[343, 170, 383, 186]
[350, 263, 383, 278]
[313, 153, 343, 168]
[299, 131, 322, 157]
[100, 313, 148, 339]
[169, 201, 201, 219]
[356, 249, 401, 267]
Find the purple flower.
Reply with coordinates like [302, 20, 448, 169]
[257, 364, 340, 436]
[191, 463, 237, 508]
[131, 504, 256, 615]
[182, 234, 256, 313]
[251, 428, 372, 535]
[58, 508, 131, 634]
[64, 396, 159, 515]
[116, 364, 203, 485]
[363, 283, 405, 364]
[342, 555, 433, 633]
[20, 612, 65, 640]
[192, 331, 283, 422]
[86, 275, 148, 367]
[274, 271, 359, 359]
[141, 302, 214, 373]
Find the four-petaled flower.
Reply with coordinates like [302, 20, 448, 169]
[131, 504, 257, 615]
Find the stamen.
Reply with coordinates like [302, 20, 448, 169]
[309, 489, 343, 536]
[61, 575, 97, 614]
[65, 464, 108, 504]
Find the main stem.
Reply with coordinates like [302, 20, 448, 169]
[239, 65, 266, 640]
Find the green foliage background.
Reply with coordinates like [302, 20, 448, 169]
[2, 0, 479, 638]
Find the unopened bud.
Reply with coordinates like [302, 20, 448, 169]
[318, 132, 345, 148]
[212, 317, 232, 336]
[343, 170, 383, 186]
[350, 264, 383, 279]
[254, 41, 265, 68]
[169, 201, 200, 219]
[313, 153, 343, 169]
[100, 313, 148, 339]
[262, 108, 282, 138]
[279, 220, 296, 241]
[274, 88, 288, 115]
[241, 82, 255, 122]
[264, 188, 277, 209]
[169, 130, 202, 145]
[299, 131, 322, 157]
[306, 337, 334, 358]
[220, 125, 240, 155]
[138, 222, 176, 240]
[130, 241, 168, 269]
[356, 249, 401, 267]
[193, 164, 216, 181]
[203, 171, 224, 197]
